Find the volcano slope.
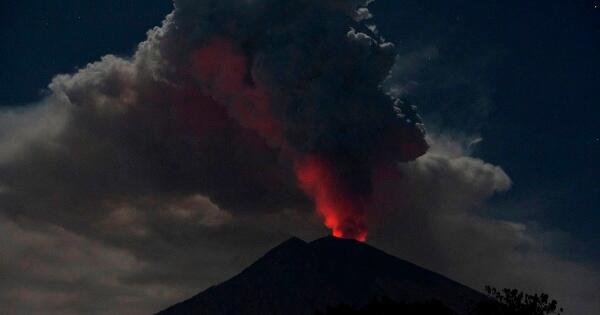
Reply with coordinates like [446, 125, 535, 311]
[156, 236, 488, 315]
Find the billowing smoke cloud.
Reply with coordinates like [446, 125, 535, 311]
[163, 0, 428, 239]
[1, 1, 598, 315]
[0, 0, 426, 240]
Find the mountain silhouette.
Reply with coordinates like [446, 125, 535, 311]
[156, 236, 487, 315]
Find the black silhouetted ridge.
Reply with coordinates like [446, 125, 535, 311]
[156, 236, 486, 315]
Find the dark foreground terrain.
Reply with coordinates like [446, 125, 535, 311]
[157, 236, 488, 315]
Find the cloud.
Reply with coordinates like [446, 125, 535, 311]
[0, 0, 430, 242]
[0, 215, 169, 315]
[368, 136, 600, 315]
[0, 98, 69, 164]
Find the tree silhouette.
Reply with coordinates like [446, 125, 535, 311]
[471, 286, 563, 315]
[315, 287, 563, 315]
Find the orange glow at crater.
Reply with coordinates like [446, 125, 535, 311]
[295, 155, 368, 242]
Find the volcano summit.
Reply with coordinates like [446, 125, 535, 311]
[156, 236, 487, 315]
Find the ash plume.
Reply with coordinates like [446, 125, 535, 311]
[0, 0, 426, 240]
[168, 0, 428, 239]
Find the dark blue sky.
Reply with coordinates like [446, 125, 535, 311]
[371, 0, 600, 263]
[1, 0, 598, 263]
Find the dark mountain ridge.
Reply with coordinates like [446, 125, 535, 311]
[156, 236, 488, 315]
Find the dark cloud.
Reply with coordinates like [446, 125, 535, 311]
[0, 1, 598, 315]
[0, 215, 154, 315]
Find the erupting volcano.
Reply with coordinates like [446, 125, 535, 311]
[167, 0, 429, 241]
[157, 236, 488, 315]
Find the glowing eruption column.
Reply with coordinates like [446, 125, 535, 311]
[295, 156, 368, 241]
[190, 40, 372, 241]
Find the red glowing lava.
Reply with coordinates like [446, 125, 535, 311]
[295, 155, 368, 241]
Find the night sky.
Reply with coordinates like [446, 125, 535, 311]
[372, 0, 600, 261]
[0, 1, 599, 314]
